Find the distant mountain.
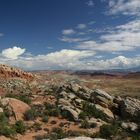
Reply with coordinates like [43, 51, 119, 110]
[73, 66, 140, 76]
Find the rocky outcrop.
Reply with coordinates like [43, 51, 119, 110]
[0, 98, 30, 121]
[0, 64, 34, 81]
[60, 105, 80, 121]
[91, 89, 113, 108]
[114, 97, 140, 121]
[95, 104, 114, 120]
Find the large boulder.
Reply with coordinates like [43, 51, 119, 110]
[121, 122, 138, 132]
[59, 105, 80, 121]
[0, 107, 3, 113]
[91, 89, 113, 108]
[0, 98, 30, 120]
[116, 97, 140, 121]
[95, 104, 114, 120]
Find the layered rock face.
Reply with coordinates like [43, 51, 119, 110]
[57, 84, 115, 122]
[56, 83, 140, 124]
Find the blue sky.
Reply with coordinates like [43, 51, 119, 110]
[0, 0, 140, 70]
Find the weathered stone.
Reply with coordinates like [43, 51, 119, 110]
[0, 107, 3, 113]
[118, 97, 140, 120]
[59, 98, 72, 106]
[0, 98, 30, 120]
[60, 105, 80, 121]
[91, 89, 113, 108]
[121, 122, 138, 132]
[95, 104, 114, 120]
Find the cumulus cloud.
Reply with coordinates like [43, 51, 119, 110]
[1, 46, 26, 59]
[1, 47, 140, 70]
[86, 0, 94, 7]
[1, 52, 140, 70]
[105, 0, 140, 16]
[0, 33, 4, 37]
[60, 36, 89, 43]
[0, 48, 96, 70]
[62, 29, 76, 35]
[77, 24, 87, 29]
[75, 18, 140, 52]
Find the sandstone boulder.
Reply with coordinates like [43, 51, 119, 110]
[0, 98, 30, 120]
[91, 89, 113, 107]
[95, 104, 114, 120]
[60, 105, 80, 121]
[121, 122, 138, 132]
[0, 107, 3, 113]
[117, 97, 140, 120]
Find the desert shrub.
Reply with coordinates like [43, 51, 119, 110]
[0, 125, 16, 137]
[38, 128, 67, 140]
[90, 122, 97, 128]
[24, 108, 38, 121]
[0, 112, 8, 124]
[80, 120, 90, 129]
[78, 111, 87, 120]
[51, 127, 67, 139]
[13, 120, 26, 134]
[48, 108, 60, 117]
[44, 102, 60, 117]
[82, 102, 107, 121]
[5, 93, 31, 105]
[99, 124, 119, 138]
[0, 112, 17, 137]
[60, 110, 74, 121]
[32, 122, 42, 131]
[42, 115, 49, 123]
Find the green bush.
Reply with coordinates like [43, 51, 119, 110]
[60, 110, 74, 121]
[44, 102, 60, 117]
[99, 124, 119, 138]
[78, 112, 87, 120]
[51, 127, 67, 139]
[82, 102, 107, 121]
[32, 122, 42, 131]
[0, 125, 16, 137]
[0, 113, 8, 124]
[80, 120, 90, 129]
[24, 108, 38, 121]
[42, 115, 49, 123]
[13, 120, 26, 134]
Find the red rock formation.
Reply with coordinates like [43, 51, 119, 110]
[0, 64, 34, 81]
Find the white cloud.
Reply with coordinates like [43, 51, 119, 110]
[0, 49, 96, 70]
[86, 0, 94, 7]
[62, 29, 75, 35]
[60, 36, 89, 43]
[1, 51, 140, 70]
[0, 33, 4, 37]
[77, 24, 87, 29]
[1, 46, 26, 59]
[75, 18, 140, 52]
[106, 0, 140, 16]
